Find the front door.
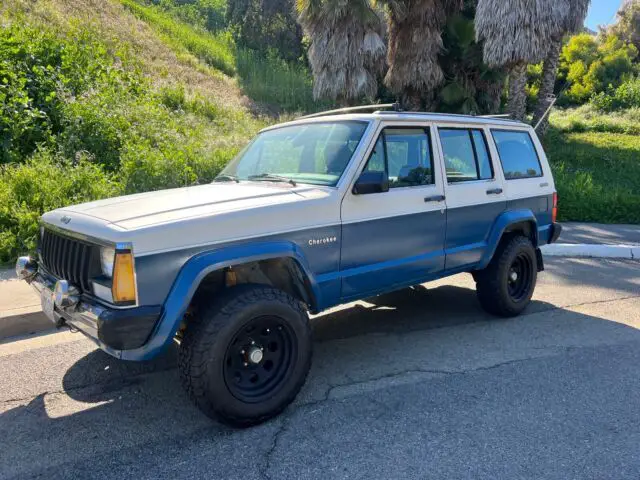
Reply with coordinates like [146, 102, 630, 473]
[340, 124, 446, 301]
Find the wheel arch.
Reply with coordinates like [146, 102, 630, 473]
[478, 209, 538, 270]
[120, 241, 320, 361]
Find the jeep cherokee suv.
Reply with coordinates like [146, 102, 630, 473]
[16, 109, 562, 426]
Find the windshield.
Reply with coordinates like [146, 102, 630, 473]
[217, 121, 369, 186]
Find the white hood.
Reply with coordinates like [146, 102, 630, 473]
[42, 183, 339, 255]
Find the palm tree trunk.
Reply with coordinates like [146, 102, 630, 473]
[402, 89, 423, 111]
[532, 37, 563, 136]
[507, 63, 528, 121]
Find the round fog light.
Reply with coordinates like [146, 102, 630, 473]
[54, 280, 79, 308]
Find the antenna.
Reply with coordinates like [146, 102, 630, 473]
[298, 103, 399, 120]
[534, 94, 558, 131]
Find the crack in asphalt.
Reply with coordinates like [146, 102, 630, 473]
[560, 294, 640, 311]
[258, 415, 291, 480]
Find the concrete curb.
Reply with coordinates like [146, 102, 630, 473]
[541, 243, 639, 260]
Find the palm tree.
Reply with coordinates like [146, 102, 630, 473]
[438, 2, 506, 114]
[381, 0, 462, 110]
[475, 0, 569, 120]
[296, 0, 386, 104]
[532, 0, 591, 134]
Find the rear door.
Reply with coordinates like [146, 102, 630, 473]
[435, 124, 506, 270]
[340, 122, 446, 300]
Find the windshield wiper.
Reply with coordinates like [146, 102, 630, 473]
[248, 173, 297, 186]
[214, 174, 240, 183]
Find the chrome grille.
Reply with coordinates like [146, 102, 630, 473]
[39, 229, 98, 292]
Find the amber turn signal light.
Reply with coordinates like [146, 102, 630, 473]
[112, 250, 137, 304]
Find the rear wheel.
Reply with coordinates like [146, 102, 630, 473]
[475, 235, 537, 317]
[179, 285, 312, 427]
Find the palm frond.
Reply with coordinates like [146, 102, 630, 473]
[475, 0, 570, 67]
[297, 0, 386, 101]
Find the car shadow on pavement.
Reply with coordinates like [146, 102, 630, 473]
[1, 281, 639, 478]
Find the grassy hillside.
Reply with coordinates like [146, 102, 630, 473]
[0, 0, 265, 262]
[545, 106, 640, 224]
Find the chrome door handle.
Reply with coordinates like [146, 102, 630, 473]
[424, 195, 446, 203]
[486, 188, 503, 195]
[540, 182, 549, 187]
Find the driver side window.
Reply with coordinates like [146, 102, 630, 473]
[363, 127, 434, 188]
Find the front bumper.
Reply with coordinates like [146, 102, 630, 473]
[27, 267, 162, 356]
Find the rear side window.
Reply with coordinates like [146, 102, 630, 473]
[491, 130, 543, 179]
[438, 128, 493, 183]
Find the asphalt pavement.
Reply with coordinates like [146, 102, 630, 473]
[1, 257, 639, 479]
[561, 222, 640, 245]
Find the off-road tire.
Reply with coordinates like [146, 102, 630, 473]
[178, 284, 312, 427]
[475, 235, 538, 317]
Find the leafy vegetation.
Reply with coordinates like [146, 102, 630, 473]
[0, 0, 263, 262]
[545, 107, 640, 223]
[120, 0, 236, 75]
[590, 76, 640, 111]
[122, 0, 323, 112]
[226, 0, 304, 63]
[152, 0, 227, 33]
[558, 33, 638, 105]
[0, 152, 123, 262]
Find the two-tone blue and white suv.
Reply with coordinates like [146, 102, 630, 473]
[16, 109, 562, 426]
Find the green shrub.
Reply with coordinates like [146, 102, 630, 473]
[155, 0, 227, 33]
[0, 18, 143, 165]
[614, 76, 640, 108]
[0, 150, 122, 262]
[60, 88, 135, 170]
[120, 139, 236, 193]
[544, 128, 640, 224]
[559, 33, 638, 105]
[236, 48, 326, 112]
[591, 77, 640, 111]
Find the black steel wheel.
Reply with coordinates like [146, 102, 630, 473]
[223, 316, 297, 404]
[475, 235, 538, 317]
[179, 285, 312, 427]
[507, 253, 534, 302]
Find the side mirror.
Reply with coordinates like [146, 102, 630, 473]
[352, 171, 389, 195]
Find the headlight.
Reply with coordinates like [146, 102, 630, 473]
[100, 247, 116, 278]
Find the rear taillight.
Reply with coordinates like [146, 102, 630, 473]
[552, 192, 558, 223]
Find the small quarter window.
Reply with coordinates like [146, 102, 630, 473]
[363, 128, 434, 188]
[492, 130, 543, 179]
[439, 128, 494, 183]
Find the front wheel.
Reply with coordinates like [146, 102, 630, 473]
[475, 236, 538, 317]
[179, 285, 312, 427]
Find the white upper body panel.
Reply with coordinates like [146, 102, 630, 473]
[41, 112, 554, 257]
